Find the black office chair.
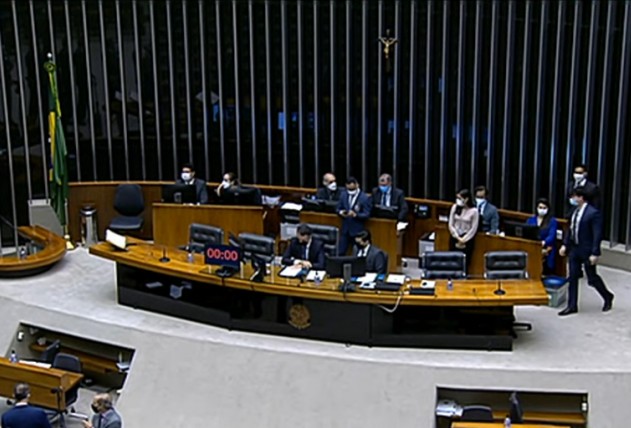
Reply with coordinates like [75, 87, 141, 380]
[182, 223, 224, 253]
[109, 184, 145, 232]
[306, 223, 339, 257]
[49, 353, 83, 427]
[485, 251, 528, 279]
[460, 404, 494, 422]
[238, 232, 276, 263]
[39, 339, 62, 363]
[420, 251, 467, 279]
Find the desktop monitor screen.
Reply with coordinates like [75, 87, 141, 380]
[509, 392, 524, 423]
[503, 220, 540, 241]
[372, 205, 399, 220]
[40, 339, 61, 363]
[220, 186, 261, 206]
[301, 198, 324, 212]
[325, 255, 366, 278]
[162, 184, 197, 204]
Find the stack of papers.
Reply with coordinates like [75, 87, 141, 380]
[280, 202, 303, 211]
[305, 270, 326, 281]
[435, 399, 463, 417]
[386, 274, 406, 285]
[279, 265, 304, 278]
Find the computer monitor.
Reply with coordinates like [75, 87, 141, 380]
[40, 339, 61, 363]
[162, 183, 197, 204]
[503, 220, 540, 241]
[220, 186, 261, 206]
[325, 255, 366, 278]
[301, 197, 324, 212]
[321, 199, 339, 213]
[509, 392, 524, 423]
[372, 204, 399, 220]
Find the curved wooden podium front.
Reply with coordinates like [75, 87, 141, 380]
[0, 225, 67, 278]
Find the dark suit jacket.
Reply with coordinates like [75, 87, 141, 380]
[281, 237, 326, 270]
[336, 190, 372, 236]
[371, 187, 409, 221]
[352, 244, 388, 274]
[564, 204, 603, 257]
[91, 409, 123, 428]
[1, 405, 52, 428]
[527, 215, 558, 270]
[565, 179, 600, 217]
[315, 186, 342, 201]
[176, 178, 209, 204]
[478, 201, 500, 233]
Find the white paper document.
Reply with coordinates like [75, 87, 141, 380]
[279, 265, 304, 278]
[386, 274, 406, 285]
[305, 270, 326, 281]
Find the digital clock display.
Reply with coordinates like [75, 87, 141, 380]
[204, 244, 241, 268]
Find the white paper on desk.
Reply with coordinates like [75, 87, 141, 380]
[279, 265, 303, 278]
[281, 202, 303, 211]
[356, 273, 377, 283]
[396, 221, 408, 232]
[386, 274, 406, 285]
[435, 399, 462, 417]
[19, 360, 51, 369]
[420, 280, 436, 289]
[305, 270, 326, 281]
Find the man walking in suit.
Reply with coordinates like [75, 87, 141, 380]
[353, 230, 388, 274]
[565, 164, 600, 217]
[371, 173, 408, 221]
[474, 185, 500, 234]
[337, 177, 372, 255]
[281, 224, 326, 270]
[558, 187, 614, 316]
[176, 163, 209, 204]
[83, 393, 123, 428]
[1, 383, 52, 428]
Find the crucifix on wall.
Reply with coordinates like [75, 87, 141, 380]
[379, 29, 398, 73]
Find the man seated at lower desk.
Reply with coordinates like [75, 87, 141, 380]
[353, 230, 388, 274]
[281, 224, 325, 270]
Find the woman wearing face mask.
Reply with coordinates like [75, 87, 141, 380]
[215, 172, 239, 197]
[526, 198, 558, 275]
[448, 189, 479, 269]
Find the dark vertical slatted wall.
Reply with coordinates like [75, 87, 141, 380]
[1, 0, 631, 249]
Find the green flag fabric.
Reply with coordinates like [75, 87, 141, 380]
[44, 59, 68, 226]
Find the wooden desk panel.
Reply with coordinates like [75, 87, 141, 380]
[435, 226, 544, 280]
[0, 358, 83, 410]
[30, 343, 119, 375]
[0, 226, 66, 277]
[299, 211, 401, 272]
[152, 203, 265, 248]
[451, 423, 570, 428]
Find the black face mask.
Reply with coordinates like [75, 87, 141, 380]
[91, 404, 100, 413]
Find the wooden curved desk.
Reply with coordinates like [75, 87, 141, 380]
[0, 225, 66, 278]
[90, 239, 548, 350]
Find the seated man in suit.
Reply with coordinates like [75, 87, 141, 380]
[371, 173, 408, 221]
[176, 163, 209, 204]
[337, 177, 372, 255]
[281, 224, 325, 270]
[315, 172, 341, 201]
[474, 185, 499, 234]
[353, 230, 387, 274]
[216, 172, 262, 205]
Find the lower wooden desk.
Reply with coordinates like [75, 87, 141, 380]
[435, 226, 544, 280]
[0, 226, 67, 278]
[90, 240, 548, 351]
[153, 203, 265, 247]
[299, 211, 402, 272]
[0, 358, 83, 410]
[451, 424, 570, 428]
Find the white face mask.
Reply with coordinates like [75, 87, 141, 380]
[181, 172, 192, 182]
[537, 208, 548, 217]
[569, 197, 579, 207]
[573, 173, 585, 182]
[327, 182, 337, 191]
[455, 198, 465, 207]
[475, 197, 485, 206]
[221, 180, 231, 189]
[347, 188, 358, 196]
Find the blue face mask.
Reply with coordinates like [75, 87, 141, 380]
[379, 185, 390, 193]
[569, 198, 579, 207]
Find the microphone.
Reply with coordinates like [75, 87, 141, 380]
[159, 247, 170, 263]
[494, 279, 506, 296]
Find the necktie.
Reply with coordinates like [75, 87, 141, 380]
[571, 208, 579, 244]
[303, 244, 308, 260]
[381, 193, 386, 206]
[479, 203, 484, 216]
[98, 415, 103, 428]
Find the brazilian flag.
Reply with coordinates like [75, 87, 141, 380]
[44, 58, 68, 226]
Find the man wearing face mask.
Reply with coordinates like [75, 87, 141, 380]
[558, 187, 614, 316]
[474, 185, 500, 234]
[371, 173, 408, 221]
[315, 172, 341, 201]
[176, 163, 208, 204]
[281, 224, 325, 270]
[215, 171, 239, 198]
[337, 177, 372, 255]
[353, 230, 387, 274]
[82, 393, 122, 428]
[565, 164, 600, 217]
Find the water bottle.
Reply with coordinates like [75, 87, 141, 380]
[504, 416, 511, 428]
[186, 247, 194, 264]
[9, 349, 18, 363]
[314, 272, 322, 286]
[447, 278, 453, 291]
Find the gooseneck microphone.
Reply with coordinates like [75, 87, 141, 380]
[494, 279, 506, 295]
[159, 247, 170, 263]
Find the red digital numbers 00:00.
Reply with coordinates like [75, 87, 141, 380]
[206, 248, 239, 261]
